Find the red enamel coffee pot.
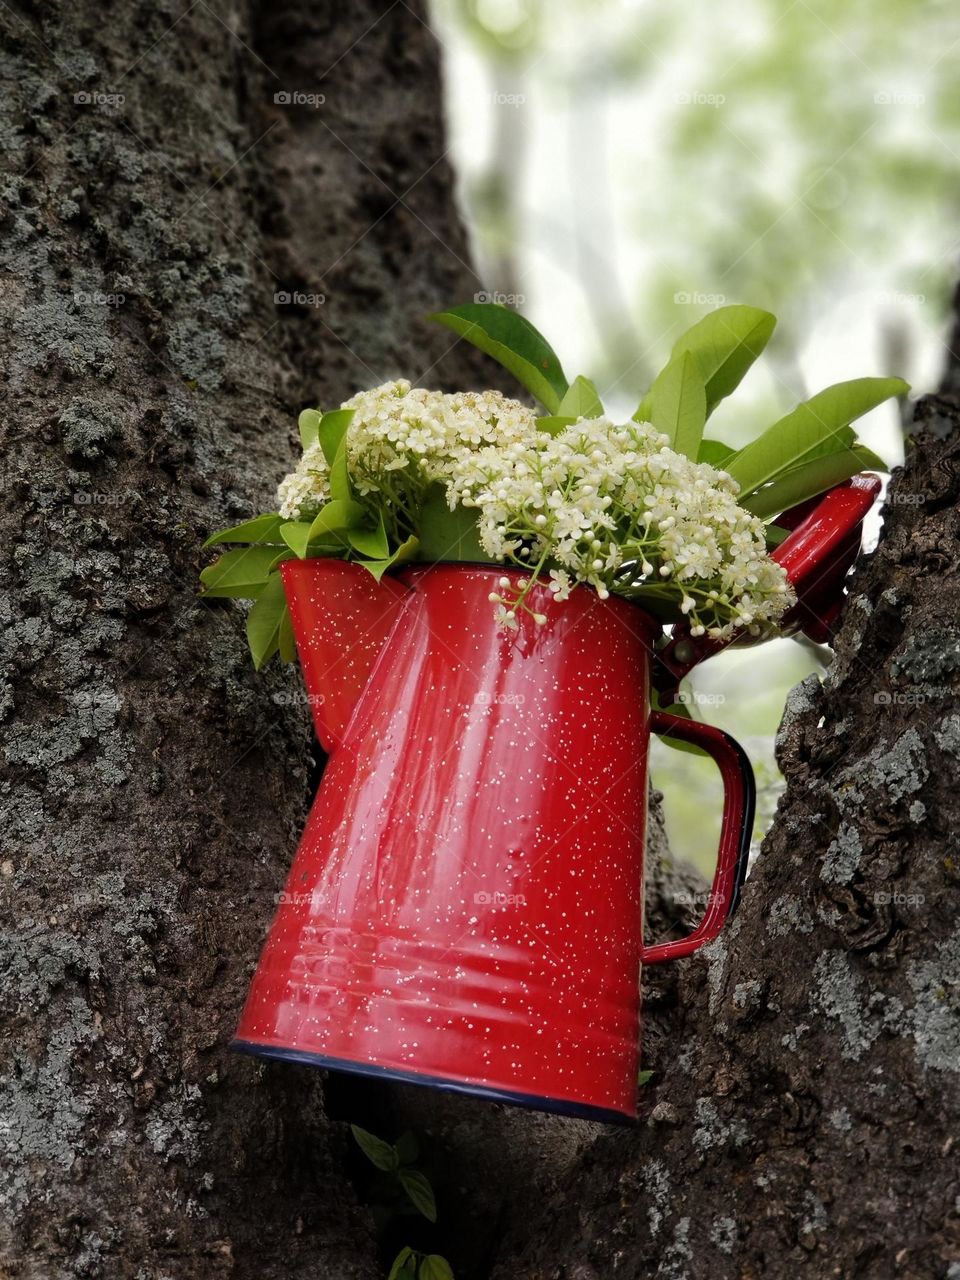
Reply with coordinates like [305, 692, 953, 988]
[233, 475, 880, 1123]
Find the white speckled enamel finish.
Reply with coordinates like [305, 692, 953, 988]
[236, 560, 662, 1118]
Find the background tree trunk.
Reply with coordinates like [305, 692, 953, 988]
[6, 3, 956, 1279]
[0, 3, 505, 1275]
[493, 395, 960, 1279]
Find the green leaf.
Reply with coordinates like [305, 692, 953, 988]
[557, 375, 603, 419]
[399, 1168, 437, 1222]
[416, 486, 495, 563]
[536, 415, 576, 436]
[348, 513, 390, 560]
[429, 303, 568, 412]
[740, 441, 887, 519]
[765, 524, 791, 548]
[697, 439, 736, 468]
[389, 1248, 416, 1280]
[298, 408, 322, 450]
[278, 604, 297, 663]
[419, 1256, 454, 1280]
[278, 522, 314, 559]
[635, 305, 776, 421]
[200, 546, 288, 597]
[637, 1069, 655, 1086]
[329, 438, 353, 503]
[203, 513, 285, 548]
[361, 534, 420, 582]
[350, 1125, 398, 1173]
[647, 351, 706, 458]
[726, 377, 907, 498]
[317, 408, 355, 466]
[395, 1131, 419, 1166]
[280, 499, 364, 558]
[312, 498, 364, 535]
[246, 572, 288, 671]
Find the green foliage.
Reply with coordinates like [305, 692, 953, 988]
[420, 1257, 454, 1280]
[398, 1169, 437, 1223]
[389, 1250, 455, 1280]
[646, 350, 706, 458]
[389, 1246, 417, 1280]
[350, 1125, 399, 1173]
[317, 408, 355, 464]
[557, 374, 603, 418]
[429, 302, 569, 410]
[535, 414, 577, 435]
[697, 439, 735, 467]
[352, 1125, 454, 1280]
[202, 302, 906, 670]
[198, 546, 288, 596]
[351, 1123, 437, 1219]
[635, 306, 775, 421]
[361, 533, 421, 581]
[203, 513, 285, 548]
[245, 572, 288, 671]
[726, 377, 906, 501]
[298, 408, 322, 450]
[416, 485, 494, 563]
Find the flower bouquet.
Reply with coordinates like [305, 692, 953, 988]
[201, 303, 906, 666]
[219, 303, 907, 1121]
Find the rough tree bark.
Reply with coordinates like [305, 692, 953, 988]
[493, 393, 960, 1279]
[0, 2, 520, 1275]
[5, 3, 957, 1279]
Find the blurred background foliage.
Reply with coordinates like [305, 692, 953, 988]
[428, 0, 957, 872]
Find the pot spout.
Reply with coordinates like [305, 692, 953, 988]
[279, 559, 409, 752]
[654, 473, 882, 697]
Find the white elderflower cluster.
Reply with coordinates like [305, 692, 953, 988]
[343, 380, 535, 491]
[275, 383, 793, 637]
[277, 380, 536, 525]
[276, 440, 331, 521]
[448, 416, 793, 637]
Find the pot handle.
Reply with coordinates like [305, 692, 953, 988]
[640, 711, 755, 964]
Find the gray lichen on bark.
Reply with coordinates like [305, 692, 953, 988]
[0, 2, 499, 1276]
[493, 396, 960, 1279]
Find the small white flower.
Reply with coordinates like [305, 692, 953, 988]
[274, 382, 793, 635]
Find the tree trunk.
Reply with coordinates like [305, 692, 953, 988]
[492, 395, 960, 1278]
[0, 3, 496, 1275]
[6, 3, 957, 1279]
